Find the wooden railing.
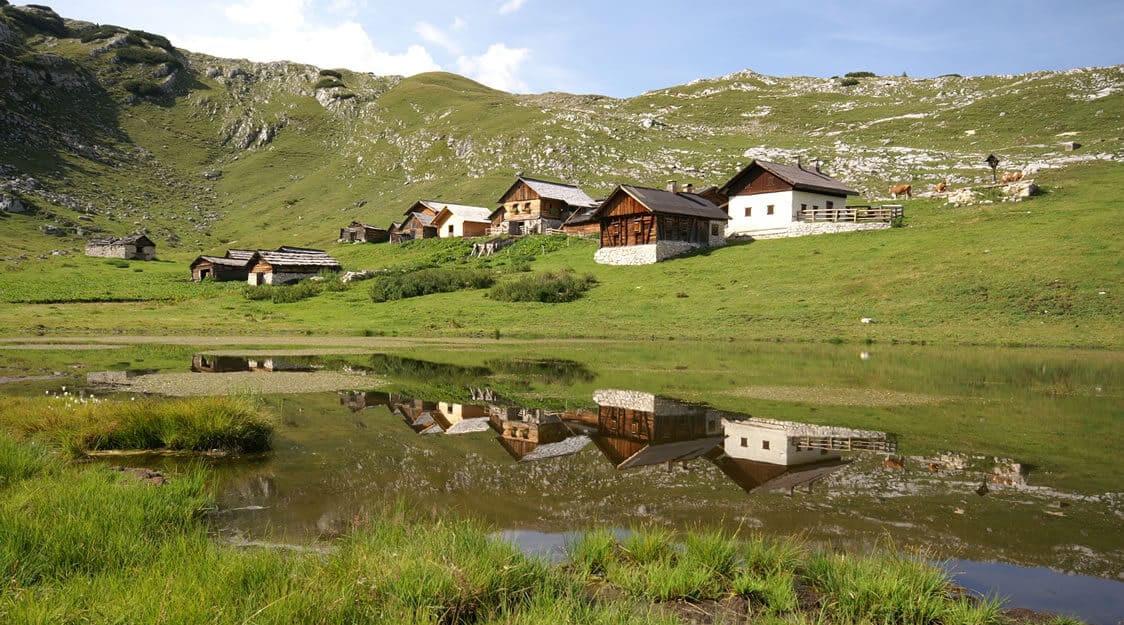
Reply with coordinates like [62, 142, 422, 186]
[798, 204, 903, 223]
[794, 435, 897, 454]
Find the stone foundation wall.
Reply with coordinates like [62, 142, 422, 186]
[85, 243, 128, 258]
[263, 271, 317, 285]
[751, 221, 890, 240]
[594, 240, 704, 265]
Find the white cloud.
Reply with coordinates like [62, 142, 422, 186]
[456, 43, 530, 92]
[452, 17, 466, 31]
[498, 0, 527, 16]
[175, 20, 439, 76]
[415, 20, 461, 55]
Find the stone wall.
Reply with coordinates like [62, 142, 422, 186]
[594, 240, 704, 265]
[264, 271, 317, 285]
[85, 243, 128, 258]
[751, 221, 889, 240]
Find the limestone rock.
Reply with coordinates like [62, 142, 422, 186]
[947, 188, 979, 206]
[1007, 180, 1038, 199]
[0, 193, 26, 213]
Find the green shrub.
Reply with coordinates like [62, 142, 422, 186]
[318, 68, 343, 79]
[3, 5, 69, 37]
[840, 77, 860, 87]
[844, 71, 877, 78]
[313, 77, 345, 90]
[489, 270, 596, 303]
[114, 46, 181, 69]
[242, 280, 323, 303]
[369, 267, 494, 302]
[121, 79, 164, 98]
[132, 29, 173, 51]
[79, 24, 127, 43]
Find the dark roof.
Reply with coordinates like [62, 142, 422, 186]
[498, 176, 598, 208]
[562, 205, 599, 227]
[403, 211, 436, 227]
[594, 185, 730, 220]
[721, 160, 858, 197]
[87, 234, 156, 247]
[276, 245, 328, 254]
[226, 249, 255, 260]
[190, 255, 250, 269]
[250, 250, 341, 268]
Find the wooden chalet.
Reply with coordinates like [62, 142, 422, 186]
[560, 205, 601, 236]
[246, 247, 341, 285]
[390, 207, 438, 243]
[338, 221, 389, 243]
[592, 182, 729, 265]
[492, 175, 598, 235]
[189, 248, 255, 282]
[719, 159, 859, 237]
[429, 202, 493, 238]
[85, 234, 156, 260]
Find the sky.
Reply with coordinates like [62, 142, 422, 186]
[41, 0, 1124, 97]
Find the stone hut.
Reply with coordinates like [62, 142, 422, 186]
[85, 234, 156, 260]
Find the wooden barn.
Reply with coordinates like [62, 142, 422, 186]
[585, 390, 724, 470]
[189, 254, 251, 282]
[390, 210, 438, 243]
[592, 182, 728, 265]
[338, 221, 389, 243]
[560, 205, 601, 236]
[245, 248, 341, 285]
[492, 175, 598, 235]
[85, 234, 156, 260]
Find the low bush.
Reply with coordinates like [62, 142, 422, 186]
[840, 77, 860, 87]
[318, 68, 343, 79]
[114, 46, 181, 69]
[132, 29, 173, 51]
[242, 280, 323, 303]
[844, 71, 877, 78]
[121, 79, 164, 98]
[313, 77, 345, 90]
[78, 24, 126, 43]
[489, 270, 596, 303]
[369, 267, 494, 302]
[3, 5, 69, 37]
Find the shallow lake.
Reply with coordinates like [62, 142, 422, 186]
[1, 339, 1121, 622]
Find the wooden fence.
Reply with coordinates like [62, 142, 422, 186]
[798, 204, 903, 223]
[794, 435, 897, 454]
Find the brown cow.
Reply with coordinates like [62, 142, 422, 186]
[889, 184, 912, 199]
[999, 170, 1023, 184]
[934, 181, 948, 193]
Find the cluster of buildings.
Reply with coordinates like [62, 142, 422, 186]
[338, 159, 893, 265]
[189, 246, 341, 285]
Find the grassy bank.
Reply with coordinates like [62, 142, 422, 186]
[0, 395, 273, 455]
[0, 436, 1073, 624]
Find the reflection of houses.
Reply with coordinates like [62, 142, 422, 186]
[487, 401, 590, 461]
[339, 391, 391, 412]
[587, 390, 724, 469]
[338, 221, 389, 244]
[491, 176, 598, 235]
[713, 417, 894, 493]
[592, 182, 729, 265]
[191, 355, 251, 373]
[85, 234, 156, 260]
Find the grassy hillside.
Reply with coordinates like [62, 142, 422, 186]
[0, 161, 1119, 347]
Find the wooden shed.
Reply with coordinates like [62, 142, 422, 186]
[560, 205, 601, 236]
[592, 183, 729, 265]
[338, 221, 389, 243]
[493, 176, 598, 235]
[189, 255, 251, 282]
[246, 248, 341, 285]
[391, 211, 438, 243]
[85, 234, 156, 260]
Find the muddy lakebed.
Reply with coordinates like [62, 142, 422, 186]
[1, 338, 1121, 623]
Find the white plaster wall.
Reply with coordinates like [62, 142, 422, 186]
[437, 215, 468, 238]
[789, 190, 845, 218]
[725, 190, 795, 236]
[723, 421, 791, 464]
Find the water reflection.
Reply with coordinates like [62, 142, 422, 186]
[338, 387, 895, 494]
[191, 355, 319, 373]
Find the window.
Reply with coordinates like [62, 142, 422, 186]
[826, 200, 834, 210]
[744, 206, 752, 217]
[448, 224, 454, 234]
[762, 440, 770, 450]
[711, 223, 720, 236]
[740, 437, 748, 447]
[767, 205, 774, 215]
[801, 203, 807, 211]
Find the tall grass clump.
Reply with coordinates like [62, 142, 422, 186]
[567, 528, 617, 577]
[0, 433, 52, 488]
[488, 270, 596, 303]
[242, 280, 323, 303]
[369, 267, 494, 302]
[114, 45, 181, 69]
[0, 395, 273, 455]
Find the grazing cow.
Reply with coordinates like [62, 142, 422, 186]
[882, 456, 905, 471]
[999, 170, 1024, 184]
[934, 181, 948, 193]
[889, 184, 912, 199]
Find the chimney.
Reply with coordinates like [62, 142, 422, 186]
[684, 183, 694, 194]
[814, 159, 822, 173]
[666, 180, 679, 193]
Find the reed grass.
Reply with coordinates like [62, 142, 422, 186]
[0, 395, 273, 454]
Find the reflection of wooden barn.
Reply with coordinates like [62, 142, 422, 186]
[492, 176, 598, 236]
[191, 355, 251, 373]
[593, 183, 729, 265]
[338, 391, 391, 412]
[338, 221, 389, 243]
[85, 234, 156, 260]
[709, 453, 848, 494]
[587, 390, 724, 469]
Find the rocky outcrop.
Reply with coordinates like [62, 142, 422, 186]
[0, 192, 25, 213]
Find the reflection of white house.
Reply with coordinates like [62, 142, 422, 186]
[722, 418, 893, 465]
[719, 160, 858, 237]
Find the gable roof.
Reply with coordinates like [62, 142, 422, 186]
[249, 249, 341, 269]
[498, 176, 598, 208]
[88, 234, 156, 247]
[429, 202, 493, 226]
[403, 211, 436, 227]
[594, 185, 730, 221]
[405, 200, 445, 216]
[190, 255, 250, 269]
[225, 249, 255, 261]
[720, 159, 858, 197]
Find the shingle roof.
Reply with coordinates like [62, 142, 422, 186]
[226, 249, 255, 260]
[721, 160, 858, 196]
[500, 176, 598, 208]
[429, 202, 493, 224]
[88, 234, 155, 246]
[596, 185, 730, 220]
[251, 249, 341, 268]
[404, 211, 436, 227]
[191, 255, 249, 268]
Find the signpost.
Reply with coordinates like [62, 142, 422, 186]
[985, 154, 1000, 183]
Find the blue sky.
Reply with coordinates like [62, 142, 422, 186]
[44, 0, 1124, 96]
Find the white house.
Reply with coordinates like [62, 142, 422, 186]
[721, 417, 892, 465]
[718, 160, 859, 237]
[429, 202, 493, 238]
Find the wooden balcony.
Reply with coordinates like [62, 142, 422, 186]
[798, 204, 903, 223]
